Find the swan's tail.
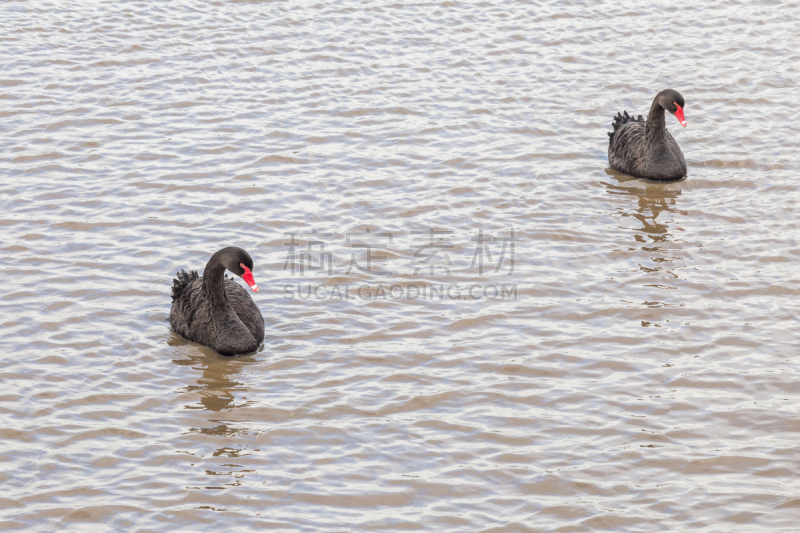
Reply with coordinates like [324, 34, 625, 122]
[171, 270, 199, 302]
[608, 111, 644, 142]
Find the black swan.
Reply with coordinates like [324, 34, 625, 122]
[608, 89, 688, 181]
[170, 246, 265, 356]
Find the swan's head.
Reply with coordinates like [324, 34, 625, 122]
[658, 89, 687, 127]
[222, 247, 259, 293]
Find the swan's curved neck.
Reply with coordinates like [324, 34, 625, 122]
[202, 255, 229, 307]
[645, 99, 667, 144]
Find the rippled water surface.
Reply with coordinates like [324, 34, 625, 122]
[2, 1, 800, 531]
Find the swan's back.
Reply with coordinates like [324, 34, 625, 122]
[170, 270, 213, 346]
[170, 270, 201, 340]
[608, 111, 647, 177]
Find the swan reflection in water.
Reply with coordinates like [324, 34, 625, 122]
[603, 171, 687, 271]
[168, 335, 260, 492]
[603, 171, 690, 327]
[169, 333, 257, 437]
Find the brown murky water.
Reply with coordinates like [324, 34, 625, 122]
[2, 1, 800, 531]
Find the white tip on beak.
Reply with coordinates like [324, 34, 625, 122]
[251, 285, 259, 293]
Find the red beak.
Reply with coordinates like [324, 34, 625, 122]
[240, 263, 259, 293]
[674, 102, 687, 127]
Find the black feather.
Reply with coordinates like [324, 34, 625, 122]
[171, 270, 199, 302]
[609, 110, 639, 140]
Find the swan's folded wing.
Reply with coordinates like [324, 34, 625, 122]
[170, 277, 211, 342]
[608, 121, 647, 177]
[225, 279, 266, 344]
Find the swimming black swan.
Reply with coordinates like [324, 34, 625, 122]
[608, 89, 688, 181]
[170, 246, 265, 356]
